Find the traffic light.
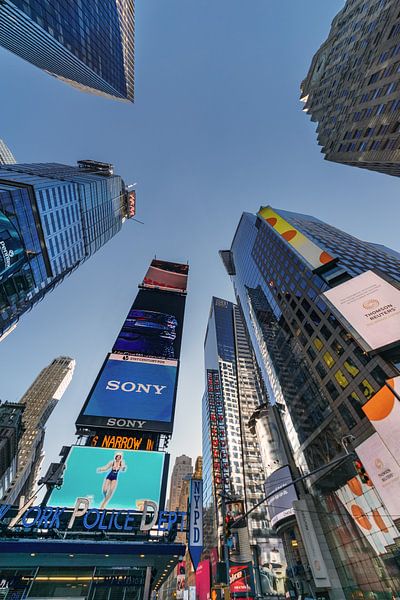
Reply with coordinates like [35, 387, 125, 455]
[354, 458, 371, 485]
[224, 516, 232, 540]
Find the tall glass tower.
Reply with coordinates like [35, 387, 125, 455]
[0, 0, 134, 101]
[3, 356, 75, 505]
[0, 160, 133, 336]
[203, 297, 273, 567]
[221, 207, 400, 598]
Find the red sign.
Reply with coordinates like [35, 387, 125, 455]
[229, 564, 254, 597]
[196, 560, 211, 600]
[127, 190, 136, 218]
[207, 370, 230, 495]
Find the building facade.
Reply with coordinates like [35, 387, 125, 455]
[0, 139, 16, 165]
[0, 402, 24, 501]
[0, 0, 134, 101]
[0, 160, 133, 336]
[221, 206, 400, 598]
[3, 356, 75, 505]
[301, 0, 400, 177]
[168, 455, 193, 512]
[202, 298, 270, 573]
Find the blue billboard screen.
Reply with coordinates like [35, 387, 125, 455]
[48, 446, 167, 510]
[78, 354, 178, 433]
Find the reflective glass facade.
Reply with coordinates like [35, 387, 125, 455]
[0, 162, 128, 336]
[0, 0, 134, 101]
[222, 208, 400, 598]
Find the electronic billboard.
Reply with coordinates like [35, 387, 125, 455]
[142, 259, 188, 293]
[76, 353, 178, 433]
[113, 288, 186, 359]
[48, 446, 168, 511]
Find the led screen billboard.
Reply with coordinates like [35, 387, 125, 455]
[362, 376, 400, 463]
[323, 270, 400, 352]
[76, 353, 178, 433]
[88, 431, 158, 452]
[113, 288, 186, 360]
[0, 210, 26, 283]
[258, 206, 335, 271]
[264, 465, 297, 528]
[48, 446, 168, 511]
[142, 259, 188, 293]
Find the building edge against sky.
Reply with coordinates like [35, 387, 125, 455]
[220, 206, 400, 598]
[0, 0, 134, 101]
[0, 139, 16, 165]
[0, 160, 135, 338]
[301, 0, 400, 177]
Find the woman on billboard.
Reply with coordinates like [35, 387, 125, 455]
[96, 452, 126, 509]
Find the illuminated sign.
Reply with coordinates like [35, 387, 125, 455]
[89, 432, 157, 451]
[229, 563, 255, 596]
[48, 446, 168, 511]
[188, 479, 203, 570]
[0, 498, 187, 534]
[207, 370, 230, 495]
[142, 260, 188, 293]
[127, 190, 136, 218]
[77, 354, 178, 434]
[323, 270, 400, 352]
[264, 466, 297, 528]
[258, 206, 335, 271]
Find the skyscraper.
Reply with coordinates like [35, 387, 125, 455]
[0, 139, 16, 165]
[0, 0, 134, 102]
[221, 206, 400, 598]
[301, 0, 400, 176]
[203, 297, 269, 558]
[0, 160, 134, 336]
[168, 454, 193, 512]
[3, 356, 75, 505]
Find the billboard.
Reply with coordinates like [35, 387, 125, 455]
[323, 270, 400, 352]
[229, 563, 255, 597]
[362, 376, 400, 462]
[264, 466, 297, 528]
[195, 560, 210, 600]
[76, 353, 178, 434]
[113, 288, 186, 360]
[0, 210, 26, 283]
[189, 479, 203, 570]
[258, 206, 335, 271]
[142, 259, 188, 293]
[48, 446, 167, 511]
[355, 432, 400, 519]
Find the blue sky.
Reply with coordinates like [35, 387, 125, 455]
[1, 0, 399, 481]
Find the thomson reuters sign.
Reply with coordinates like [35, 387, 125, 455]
[323, 270, 400, 352]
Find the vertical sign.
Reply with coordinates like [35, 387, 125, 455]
[207, 370, 230, 496]
[188, 478, 203, 570]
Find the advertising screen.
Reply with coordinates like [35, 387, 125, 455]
[142, 259, 188, 293]
[355, 432, 400, 519]
[195, 560, 210, 600]
[88, 431, 158, 452]
[229, 563, 255, 597]
[362, 376, 400, 462]
[48, 446, 167, 511]
[264, 466, 297, 528]
[113, 288, 186, 359]
[258, 206, 335, 271]
[323, 270, 400, 352]
[76, 353, 178, 433]
[0, 210, 26, 283]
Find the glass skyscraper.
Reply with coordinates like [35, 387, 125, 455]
[221, 207, 400, 598]
[203, 297, 283, 593]
[0, 160, 133, 336]
[0, 0, 134, 101]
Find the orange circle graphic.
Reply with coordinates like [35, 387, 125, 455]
[351, 504, 372, 530]
[282, 229, 297, 241]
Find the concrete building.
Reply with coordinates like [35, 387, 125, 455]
[0, 402, 24, 500]
[168, 455, 193, 513]
[3, 356, 75, 505]
[301, 0, 400, 176]
[0, 139, 16, 165]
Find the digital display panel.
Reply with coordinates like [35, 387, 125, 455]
[142, 259, 188, 293]
[88, 431, 158, 452]
[323, 270, 400, 352]
[48, 446, 168, 511]
[264, 466, 298, 528]
[258, 206, 335, 271]
[113, 288, 186, 360]
[76, 353, 178, 433]
[0, 210, 26, 283]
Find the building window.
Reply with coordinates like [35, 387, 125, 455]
[359, 379, 375, 400]
[326, 380, 339, 400]
[340, 404, 357, 429]
[323, 351, 335, 368]
[335, 369, 349, 389]
[343, 358, 360, 378]
[348, 392, 366, 419]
